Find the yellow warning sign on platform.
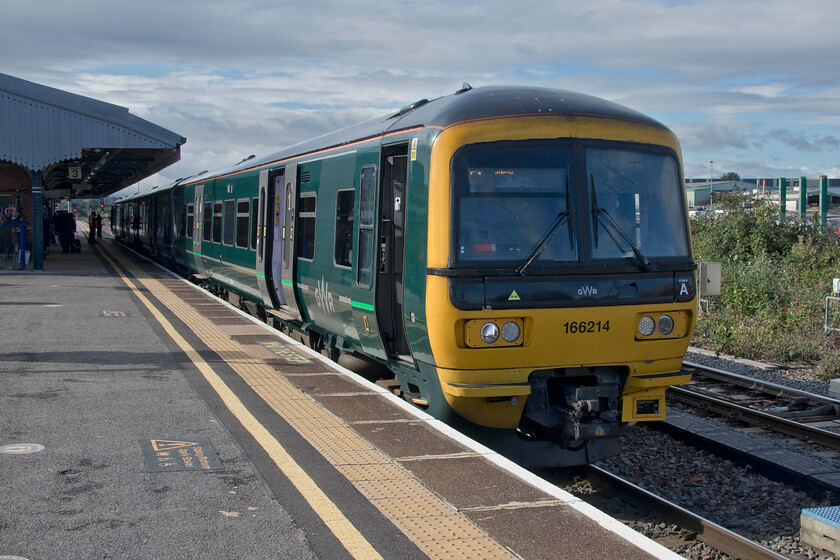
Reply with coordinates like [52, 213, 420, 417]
[100, 310, 129, 317]
[141, 438, 222, 472]
[150, 439, 200, 452]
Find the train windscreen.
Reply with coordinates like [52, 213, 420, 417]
[454, 144, 577, 265]
[586, 148, 689, 261]
[453, 141, 689, 269]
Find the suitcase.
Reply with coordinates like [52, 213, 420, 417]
[71, 238, 81, 253]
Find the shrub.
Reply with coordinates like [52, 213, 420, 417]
[691, 192, 840, 367]
[815, 350, 840, 380]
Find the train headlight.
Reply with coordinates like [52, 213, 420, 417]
[480, 322, 500, 344]
[637, 316, 656, 337]
[634, 311, 688, 340]
[501, 321, 521, 343]
[465, 318, 524, 347]
[657, 315, 674, 336]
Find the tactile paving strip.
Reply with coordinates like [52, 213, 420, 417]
[117, 258, 518, 560]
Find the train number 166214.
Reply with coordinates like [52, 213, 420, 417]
[562, 320, 610, 334]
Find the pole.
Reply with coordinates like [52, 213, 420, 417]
[800, 176, 808, 219]
[709, 160, 714, 205]
[780, 177, 787, 222]
[31, 170, 44, 270]
[820, 175, 829, 230]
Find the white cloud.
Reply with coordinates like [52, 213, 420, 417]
[3, 0, 840, 183]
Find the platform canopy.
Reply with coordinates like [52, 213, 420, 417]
[0, 72, 185, 199]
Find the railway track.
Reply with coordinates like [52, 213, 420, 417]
[542, 465, 788, 560]
[670, 361, 840, 451]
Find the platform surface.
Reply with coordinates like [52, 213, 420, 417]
[0, 224, 680, 559]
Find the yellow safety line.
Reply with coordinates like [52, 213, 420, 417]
[98, 249, 384, 560]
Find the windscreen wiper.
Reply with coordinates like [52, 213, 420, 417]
[590, 174, 655, 272]
[516, 209, 572, 275]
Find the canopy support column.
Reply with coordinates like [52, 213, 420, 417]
[31, 170, 44, 270]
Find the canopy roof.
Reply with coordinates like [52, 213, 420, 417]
[0, 73, 185, 198]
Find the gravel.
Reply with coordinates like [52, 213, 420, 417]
[592, 348, 840, 559]
[685, 349, 832, 397]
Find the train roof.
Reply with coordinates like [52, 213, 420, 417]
[120, 85, 669, 199]
[237, 85, 669, 174]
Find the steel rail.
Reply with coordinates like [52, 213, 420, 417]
[668, 382, 840, 452]
[586, 465, 788, 560]
[683, 360, 840, 408]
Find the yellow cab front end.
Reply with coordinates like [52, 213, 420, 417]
[424, 113, 697, 464]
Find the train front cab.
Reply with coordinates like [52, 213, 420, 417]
[421, 115, 697, 467]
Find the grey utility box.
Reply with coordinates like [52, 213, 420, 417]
[699, 262, 721, 298]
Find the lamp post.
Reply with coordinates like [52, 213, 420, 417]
[709, 160, 714, 204]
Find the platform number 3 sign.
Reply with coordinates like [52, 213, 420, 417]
[68, 166, 82, 180]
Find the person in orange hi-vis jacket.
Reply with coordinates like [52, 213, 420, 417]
[88, 211, 97, 245]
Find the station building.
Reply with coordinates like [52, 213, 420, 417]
[0, 72, 185, 269]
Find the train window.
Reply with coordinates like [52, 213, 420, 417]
[298, 192, 316, 261]
[213, 202, 223, 243]
[235, 200, 249, 248]
[203, 202, 212, 241]
[186, 204, 194, 239]
[249, 197, 258, 250]
[357, 166, 376, 288]
[223, 199, 235, 246]
[453, 143, 576, 266]
[585, 148, 689, 260]
[334, 189, 355, 268]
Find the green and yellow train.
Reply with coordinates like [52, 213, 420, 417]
[113, 85, 697, 466]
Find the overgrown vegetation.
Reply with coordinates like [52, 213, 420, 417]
[689, 191, 840, 378]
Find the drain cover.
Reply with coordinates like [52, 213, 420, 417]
[0, 444, 44, 454]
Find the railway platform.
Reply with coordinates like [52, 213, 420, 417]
[0, 224, 682, 560]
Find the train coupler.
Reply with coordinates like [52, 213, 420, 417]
[567, 386, 621, 441]
[522, 368, 623, 446]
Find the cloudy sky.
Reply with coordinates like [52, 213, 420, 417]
[3, 0, 839, 194]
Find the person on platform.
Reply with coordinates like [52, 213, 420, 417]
[88, 211, 97, 245]
[95, 212, 103, 238]
[56, 211, 75, 252]
[43, 209, 51, 251]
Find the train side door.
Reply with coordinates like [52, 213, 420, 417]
[131, 202, 140, 245]
[377, 145, 412, 362]
[273, 163, 303, 321]
[258, 165, 303, 321]
[150, 197, 159, 257]
[256, 170, 273, 308]
[192, 183, 204, 274]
